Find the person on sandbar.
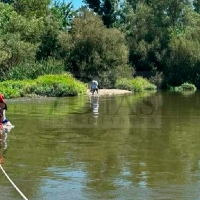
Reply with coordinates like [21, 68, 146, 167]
[91, 80, 98, 95]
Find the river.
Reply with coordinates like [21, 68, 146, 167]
[0, 90, 200, 200]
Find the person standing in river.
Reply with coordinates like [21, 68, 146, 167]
[91, 80, 99, 95]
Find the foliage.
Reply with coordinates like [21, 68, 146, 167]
[0, 2, 44, 74]
[0, 0, 200, 90]
[0, 73, 87, 98]
[13, 0, 51, 18]
[83, 0, 118, 27]
[163, 10, 200, 87]
[33, 73, 87, 96]
[50, 1, 75, 30]
[35, 16, 60, 60]
[0, 32, 38, 72]
[149, 69, 163, 88]
[2, 59, 65, 81]
[115, 77, 157, 92]
[83, 0, 100, 13]
[169, 82, 197, 92]
[65, 9, 132, 88]
[115, 78, 134, 91]
[193, 0, 200, 14]
[0, 0, 14, 3]
[0, 79, 34, 98]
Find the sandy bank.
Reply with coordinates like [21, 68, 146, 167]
[87, 89, 132, 96]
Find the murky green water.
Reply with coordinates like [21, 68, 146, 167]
[1, 91, 200, 200]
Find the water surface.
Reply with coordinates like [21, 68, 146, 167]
[1, 91, 200, 200]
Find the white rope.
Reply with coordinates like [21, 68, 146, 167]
[0, 164, 28, 200]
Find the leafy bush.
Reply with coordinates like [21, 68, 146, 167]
[169, 82, 197, 92]
[115, 77, 157, 92]
[0, 73, 87, 98]
[0, 79, 34, 98]
[114, 78, 133, 91]
[32, 73, 87, 96]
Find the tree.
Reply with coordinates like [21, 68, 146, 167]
[0, 2, 44, 76]
[126, 0, 139, 10]
[193, 0, 200, 14]
[101, 0, 118, 27]
[163, 10, 200, 87]
[35, 1, 76, 60]
[50, 1, 75, 30]
[84, 0, 119, 27]
[13, 0, 51, 18]
[127, 0, 192, 73]
[64, 8, 132, 87]
[0, 0, 14, 4]
[83, 0, 101, 13]
[35, 17, 60, 60]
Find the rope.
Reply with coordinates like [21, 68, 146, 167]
[0, 164, 28, 200]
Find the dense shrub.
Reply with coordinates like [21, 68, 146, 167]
[115, 77, 157, 92]
[0, 73, 87, 98]
[32, 73, 87, 96]
[169, 82, 197, 92]
[114, 78, 133, 91]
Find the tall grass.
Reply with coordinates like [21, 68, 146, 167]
[115, 77, 157, 92]
[0, 73, 87, 98]
[2, 59, 65, 81]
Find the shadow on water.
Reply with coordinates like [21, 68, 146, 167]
[1, 91, 200, 199]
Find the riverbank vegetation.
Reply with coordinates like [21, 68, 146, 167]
[0, 0, 200, 96]
[0, 73, 87, 98]
[169, 82, 197, 92]
[115, 77, 157, 92]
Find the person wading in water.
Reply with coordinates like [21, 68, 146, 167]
[91, 80, 99, 95]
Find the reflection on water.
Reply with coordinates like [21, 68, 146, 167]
[90, 95, 99, 125]
[1, 92, 200, 199]
[0, 125, 14, 163]
[0, 130, 7, 165]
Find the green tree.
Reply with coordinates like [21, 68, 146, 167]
[36, 17, 60, 60]
[36, 1, 77, 60]
[84, 0, 119, 27]
[13, 0, 51, 18]
[0, 2, 39, 73]
[0, 3, 48, 80]
[50, 1, 75, 30]
[163, 10, 200, 87]
[83, 0, 101, 13]
[127, 0, 191, 73]
[193, 0, 200, 14]
[126, 0, 139, 10]
[64, 8, 132, 87]
[0, 32, 37, 70]
[0, 0, 14, 4]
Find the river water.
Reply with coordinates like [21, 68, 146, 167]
[1, 91, 200, 200]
